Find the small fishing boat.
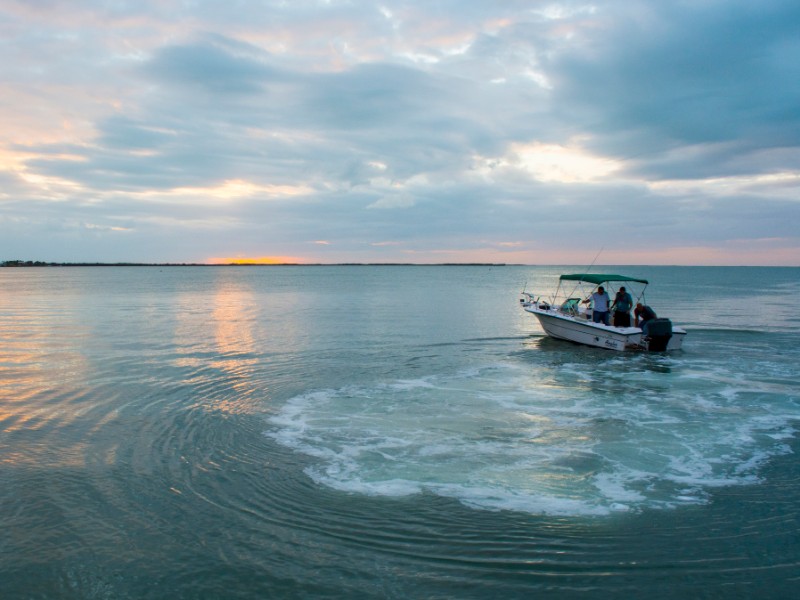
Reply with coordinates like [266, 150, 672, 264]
[520, 273, 687, 351]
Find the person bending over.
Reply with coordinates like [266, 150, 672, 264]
[634, 302, 657, 334]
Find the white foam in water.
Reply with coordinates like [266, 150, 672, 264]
[267, 362, 798, 516]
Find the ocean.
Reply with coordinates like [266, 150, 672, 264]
[1, 265, 799, 599]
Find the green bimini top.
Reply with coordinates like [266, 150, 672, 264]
[559, 274, 649, 285]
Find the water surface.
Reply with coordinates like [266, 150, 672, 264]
[1, 265, 799, 598]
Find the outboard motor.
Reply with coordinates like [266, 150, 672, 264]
[645, 318, 673, 351]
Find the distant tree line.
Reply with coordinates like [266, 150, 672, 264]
[2, 260, 509, 267]
[1, 260, 206, 267]
[2, 260, 51, 267]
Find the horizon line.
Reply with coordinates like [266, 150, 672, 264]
[2, 260, 797, 268]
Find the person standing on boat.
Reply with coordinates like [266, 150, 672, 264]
[611, 286, 634, 327]
[634, 302, 657, 334]
[583, 286, 611, 325]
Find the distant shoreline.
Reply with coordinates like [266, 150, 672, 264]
[1, 261, 510, 267]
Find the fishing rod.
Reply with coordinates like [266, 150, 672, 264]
[564, 247, 604, 300]
[584, 246, 604, 275]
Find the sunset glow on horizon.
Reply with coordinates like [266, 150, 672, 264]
[208, 256, 305, 265]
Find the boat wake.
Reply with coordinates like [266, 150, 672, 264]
[266, 360, 798, 516]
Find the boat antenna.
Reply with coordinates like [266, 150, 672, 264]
[584, 247, 604, 275]
[565, 247, 604, 299]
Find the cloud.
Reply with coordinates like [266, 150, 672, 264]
[0, 0, 798, 264]
[547, 0, 800, 176]
[144, 36, 281, 94]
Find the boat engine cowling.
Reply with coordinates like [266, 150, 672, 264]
[646, 318, 673, 351]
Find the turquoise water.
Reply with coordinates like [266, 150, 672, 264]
[1, 265, 799, 598]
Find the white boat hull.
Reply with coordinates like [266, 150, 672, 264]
[523, 304, 686, 352]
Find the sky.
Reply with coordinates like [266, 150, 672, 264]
[1, 0, 799, 265]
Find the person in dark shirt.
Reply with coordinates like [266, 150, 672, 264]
[611, 286, 633, 327]
[634, 303, 657, 334]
